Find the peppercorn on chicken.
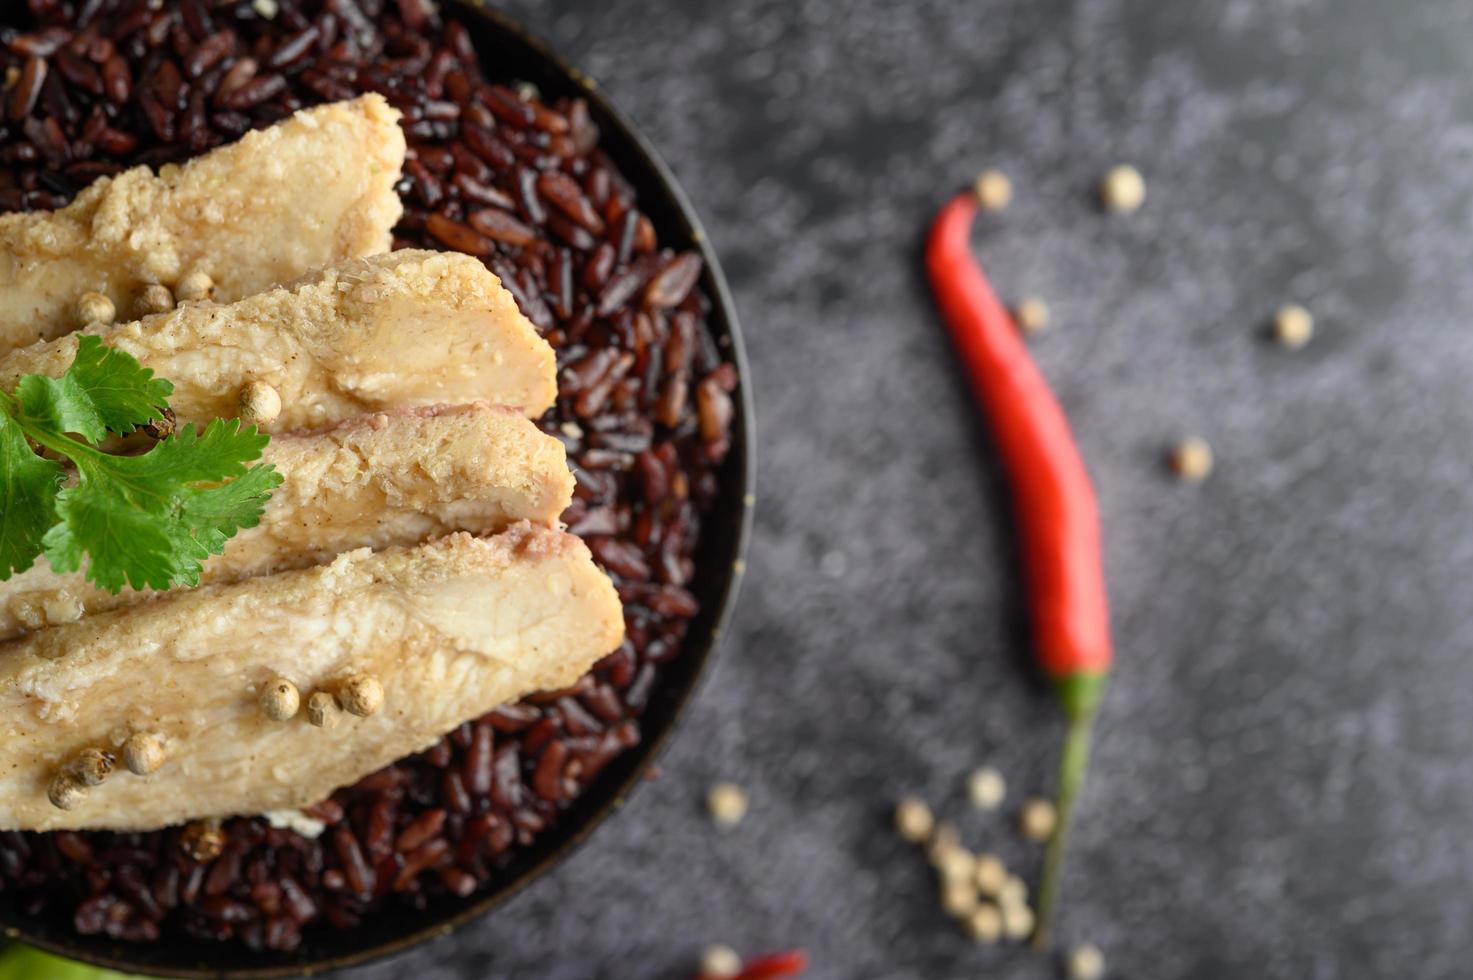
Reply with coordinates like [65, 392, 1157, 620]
[0, 403, 573, 641]
[0, 525, 624, 833]
[0, 94, 406, 357]
[0, 249, 559, 431]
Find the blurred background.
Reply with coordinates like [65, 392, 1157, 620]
[12, 0, 1473, 976]
[343, 0, 1473, 976]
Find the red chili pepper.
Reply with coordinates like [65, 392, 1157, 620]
[925, 187, 1112, 950]
[734, 949, 809, 979]
[692, 949, 808, 980]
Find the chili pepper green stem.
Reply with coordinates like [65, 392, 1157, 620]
[1032, 672, 1107, 951]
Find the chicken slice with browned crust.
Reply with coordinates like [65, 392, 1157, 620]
[0, 403, 573, 640]
[0, 525, 624, 832]
[0, 249, 558, 430]
[0, 94, 406, 356]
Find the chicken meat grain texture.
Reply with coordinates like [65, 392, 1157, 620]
[0, 525, 625, 832]
[0, 94, 406, 356]
[0, 249, 559, 431]
[0, 403, 574, 640]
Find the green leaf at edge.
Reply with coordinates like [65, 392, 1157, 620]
[0, 945, 145, 980]
[0, 411, 63, 581]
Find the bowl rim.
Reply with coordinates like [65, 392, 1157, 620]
[1, 3, 755, 976]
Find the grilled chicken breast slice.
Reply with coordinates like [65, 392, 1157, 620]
[0, 95, 406, 356]
[0, 403, 574, 640]
[0, 250, 558, 430]
[0, 525, 624, 832]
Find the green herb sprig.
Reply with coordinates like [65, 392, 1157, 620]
[0, 336, 281, 594]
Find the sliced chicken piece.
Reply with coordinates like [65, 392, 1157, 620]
[0, 94, 406, 356]
[0, 403, 574, 640]
[0, 525, 624, 832]
[0, 250, 558, 429]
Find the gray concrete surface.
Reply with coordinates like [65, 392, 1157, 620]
[353, 1, 1473, 976]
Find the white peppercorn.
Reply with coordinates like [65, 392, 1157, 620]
[260, 677, 301, 721]
[707, 782, 749, 828]
[237, 380, 282, 427]
[1170, 437, 1214, 482]
[967, 767, 1006, 810]
[135, 283, 175, 316]
[76, 291, 116, 327]
[72, 747, 115, 787]
[936, 847, 977, 884]
[700, 945, 742, 979]
[307, 690, 341, 728]
[999, 874, 1029, 907]
[1014, 297, 1050, 335]
[122, 733, 165, 776]
[927, 820, 961, 864]
[180, 819, 225, 862]
[1067, 943, 1106, 980]
[1099, 165, 1146, 213]
[175, 270, 215, 303]
[1273, 304, 1314, 349]
[973, 169, 1013, 212]
[1019, 797, 1059, 842]
[339, 674, 384, 717]
[48, 772, 87, 811]
[974, 852, 1008, 897]
[941, 879, 981, 918]
[1001, 900, 1035, 940]
[964, 903, 1004, 944]
[894, 797, 934, 844]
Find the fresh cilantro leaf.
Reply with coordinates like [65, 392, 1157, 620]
[0, 412, 64, 580]
[15, 371, 106, 442]
[105, 419, 271, 499]
[164, 463, 283, 586]
[15, 336, 172, 440]
[3, 342, 278, 594]
[43, 483, 183, 593]
[47, 421, 280, 593]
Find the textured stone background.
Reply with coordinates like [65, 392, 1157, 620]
[353, 1, 1473, 977]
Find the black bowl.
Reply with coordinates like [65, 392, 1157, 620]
[0, 4, 753, 977]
